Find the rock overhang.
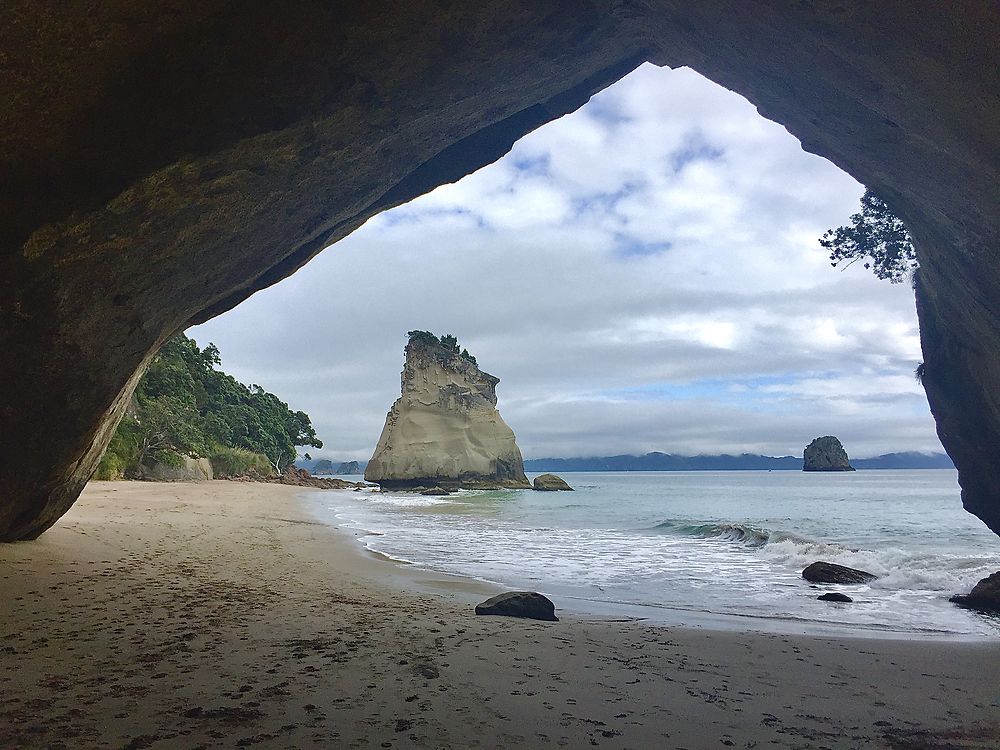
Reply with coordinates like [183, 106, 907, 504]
[1, 2, 999, 538]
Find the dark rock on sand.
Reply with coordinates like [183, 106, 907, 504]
[271, 465, 364, 490]
[803, 436, 855, 471]
[802, 561, 876, 584]
[532, 473, 574, 491]
[818, 592, 853, 603]
[475, 592, 558, 621]
[950, 571, 1000, 613]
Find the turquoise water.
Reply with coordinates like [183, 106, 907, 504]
[313, 470, 1000, 637]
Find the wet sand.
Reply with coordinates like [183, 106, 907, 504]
[1, 481, 999, 749]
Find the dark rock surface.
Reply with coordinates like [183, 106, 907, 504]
[420, 487, 451, 496]
[270, 466, 363, 490]
[475, 592, 558, 622]
[950, 571, 1000, 613]
[802, 562, 877, 584]
[818, 592, 853, 603]
[2, 4, 999, 539]
[803, 437, 855, 472]
[532, 474, 574, 491]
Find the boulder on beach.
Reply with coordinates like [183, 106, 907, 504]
[950, 571, 1000, 613]
[802, 561, 876, 584]
[803, 436, 855, 471]
[139, 456, 214, 482]
[532, 473, 574, 491]
[475, 591, 558, 621]
[365, 331, 531, 490]
[818, 592, 853, 603]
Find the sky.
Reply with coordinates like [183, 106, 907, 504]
[188, 63, 941, 462]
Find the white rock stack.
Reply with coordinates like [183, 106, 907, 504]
[365, 332, 530, 490]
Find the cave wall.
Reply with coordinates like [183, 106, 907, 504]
[1, 1, 998, 539]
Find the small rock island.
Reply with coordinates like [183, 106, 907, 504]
[365, 331, 531, 490]
[803, 436, 855, 472]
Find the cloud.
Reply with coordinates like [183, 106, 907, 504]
[188, 63, 937, 462]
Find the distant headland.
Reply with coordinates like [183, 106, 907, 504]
[521, 451, 954, 473]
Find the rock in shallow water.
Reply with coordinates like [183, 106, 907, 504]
[802, 561, 876, 584]
[818, 592, 853, 603]
[475, 592, 558, 621]
[950, 571, 1000, 613]
[802, 436, 855, 471]
[532, 473, 574, 491]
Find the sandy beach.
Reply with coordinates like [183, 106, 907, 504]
[2, 482, 999, 749]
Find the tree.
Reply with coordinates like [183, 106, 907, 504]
[94, 334, 323, 477]
[820, 190, 917, 283]
[439, 333, 460, 353]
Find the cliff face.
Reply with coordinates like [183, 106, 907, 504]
[803, 437, 855, 472]
[365, 337, 529, 489]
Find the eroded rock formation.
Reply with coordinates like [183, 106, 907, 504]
[803, 437, 855, 472]
[365, 334, 530, 490]
[1, 3, 999, 538]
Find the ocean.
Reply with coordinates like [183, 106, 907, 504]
[308, 470, 1000, 638]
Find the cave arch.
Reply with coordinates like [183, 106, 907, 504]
[1, 2, 998, 540]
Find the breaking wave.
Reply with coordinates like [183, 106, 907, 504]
[652, 520, 810, 548]
[651, 519, 996, 593]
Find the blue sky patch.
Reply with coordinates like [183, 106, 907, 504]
[614, 232, 673, 258]
[670, 129, 725, 172]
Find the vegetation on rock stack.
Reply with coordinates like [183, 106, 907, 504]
[407, 330, 477, 365]
[94, 334, 322, 479]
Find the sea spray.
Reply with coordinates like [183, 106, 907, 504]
[314, 470, 1000, 637]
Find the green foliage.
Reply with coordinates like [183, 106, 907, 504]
[406, 329, 440, 348]
[406, 330, 477, 365]
[209, 446, 274, 480]
[820, 190, 917, 283]
[439, 333, 459, 353]
[96, 334, 322, 478]
[93, 417, 142, 479]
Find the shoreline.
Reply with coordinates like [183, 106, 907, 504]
[306, 483, 999, 643]
[2, 481, 999, 748]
